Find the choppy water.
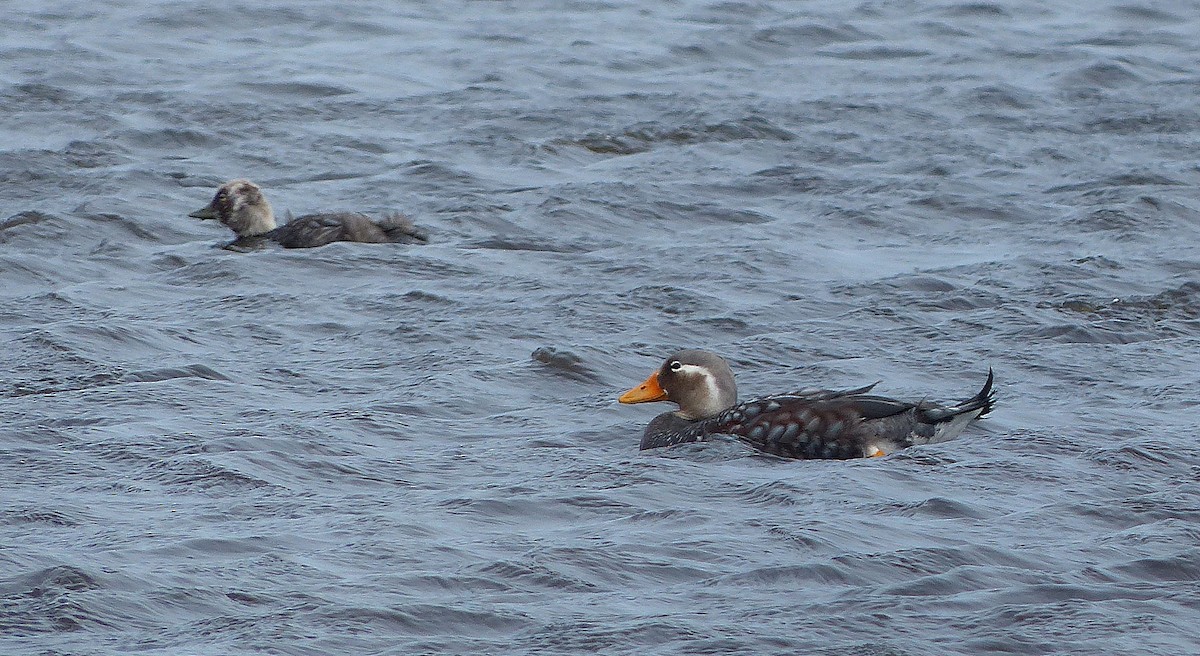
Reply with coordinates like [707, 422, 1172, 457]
[3, 1, 1199, 654]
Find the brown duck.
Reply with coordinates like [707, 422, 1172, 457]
[189, 179, 427, 249]
[619, 349, 994, 459]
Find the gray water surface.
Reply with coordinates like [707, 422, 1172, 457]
[2, 1, 1199, 654]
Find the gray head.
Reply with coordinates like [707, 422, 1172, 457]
[189, 179, 276, 237]
[619, 349, 738, 420]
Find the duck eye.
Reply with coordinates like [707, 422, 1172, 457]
[669, 361, 683, 371]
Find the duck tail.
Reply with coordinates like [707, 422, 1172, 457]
[925, 369, 993, 417]
[917, 369, 995, 443]
[966, 368, 996, 419]
[378, 213, 429, 244]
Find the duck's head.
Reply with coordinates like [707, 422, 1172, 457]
[189, 179, 276, 237]
[619, 349, 738, 420]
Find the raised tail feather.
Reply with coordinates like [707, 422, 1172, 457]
[972, 368, 996, 418]
[920, 369, 995, 444]
[926, 369, 993, 422]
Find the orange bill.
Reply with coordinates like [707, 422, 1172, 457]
[619, 371, 668, 404]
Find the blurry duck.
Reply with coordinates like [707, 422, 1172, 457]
[189, 179, 427, 249]
[619, 349, 994, 459]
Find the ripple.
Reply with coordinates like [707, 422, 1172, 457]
[550, 116, 795, 156]
[4, 1, 1200, 654]
[0, 566, 107, 634]
[241, 81, 357, 98]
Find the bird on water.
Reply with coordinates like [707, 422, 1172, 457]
[189, 179, 427, 250]
[619, 349, 994, 459]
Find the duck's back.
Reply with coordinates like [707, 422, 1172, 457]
[271, 213, 427, 248]
[268, 213, 384, 248]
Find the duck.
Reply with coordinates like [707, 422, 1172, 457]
[619, 349, 994, 459]
[188, 179, 427, 249]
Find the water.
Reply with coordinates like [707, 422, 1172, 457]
[2, 1, 1199, 654]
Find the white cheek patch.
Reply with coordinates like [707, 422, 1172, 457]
[675, 363, 722, 408]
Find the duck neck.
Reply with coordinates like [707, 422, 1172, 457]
[230, 202, 276, 237]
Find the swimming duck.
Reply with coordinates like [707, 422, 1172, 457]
[189, 179, 427, 249]
[619, 349, 994, 459]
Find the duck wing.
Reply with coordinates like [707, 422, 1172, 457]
[640, 388, 876, 453]
[271, 213, 390, 248]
